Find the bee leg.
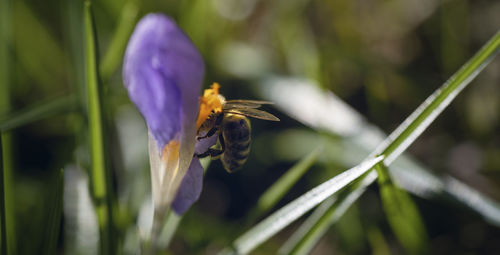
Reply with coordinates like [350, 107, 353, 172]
[197, 126, 218, 140]
[195, 134, 225, 158]
[195, 150, 210, 158]
[218, 133, 226, 154]
[197, 114, 224, 140]
[196, 148, 224, 158]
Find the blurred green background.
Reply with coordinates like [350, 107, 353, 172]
[1, 0, 500, 254]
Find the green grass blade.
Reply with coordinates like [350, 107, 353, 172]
[0, 95, 78, 132]
[366, 225, 391, 255]
[279, 172, 376, 255]
[374, 30, 500, 164]
[0, 0, 16, 253]
[13, 1, 67, 90]
[0, 0, 10, 118]
[44, 169, 64, 255]
[261, 79, 500, 224]
[100, 0, 139, 80]
[366, 29, 500, 254]
[375, 163, 428, 254]
[222, 156, 384, 255]
[64, 0, 86, 109]
[254, 146, 322, 217]
[444, 177, 500, 226]
[84, 1, 115, 253]
[278, 196, 337, 255]
[260, 28, 500, 253]
[0, 2, 8, 253]
[0, 134, 6, 255]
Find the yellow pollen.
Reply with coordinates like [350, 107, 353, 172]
[161, 139, 180, 191]
[196, 82, 223, 129]
[162, 140, 180, 164]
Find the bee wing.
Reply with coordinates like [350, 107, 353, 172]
[223, 100, 274, 110]
[226, 108, 280, 121]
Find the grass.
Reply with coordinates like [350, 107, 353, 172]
[232, 28, 500, 254]
[84, 1, 115, 253]
[0, 134, 7, 255]
[2, 1, 500, 254]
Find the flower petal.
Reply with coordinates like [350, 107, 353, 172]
[195, 133, 219, 155]
[123, 13, 204, 151]
[171, 157, 204, 214]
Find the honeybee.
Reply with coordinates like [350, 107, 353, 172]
[196, 99, 280, 172]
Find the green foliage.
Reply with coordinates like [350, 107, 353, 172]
[0, 96, 78, 132]
[84, 1, 115, 253]
[376, 30, 500, 164]
[279, 174, 376, 255]
[0, 0, 16, 253]
[3, 0, 500, 254]
[255, 146, 322, 217]
[13, 1, 67, 91]
[375, 163, 428, 254]
[100, 0, 140, 80]
[366, 226, 391, 255]
[0, 135, 7, 255]
[226, 157, 384, 254]
[241, 28, 500, 254]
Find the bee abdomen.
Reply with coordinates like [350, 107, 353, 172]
[222, 153, 248, 172]
[221, 115, 252, 172]
[224, 120, 250, 142]
[222, 140, 251, 172]
[229, 140, 250, 151]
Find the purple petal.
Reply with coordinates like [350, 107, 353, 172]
[194, 132, 219, 155]
[171, 157, 204, 214]
[123, 14, 204, 151]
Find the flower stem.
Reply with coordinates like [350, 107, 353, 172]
[84, 1, 115, 253]
[149, 208, 167, 254]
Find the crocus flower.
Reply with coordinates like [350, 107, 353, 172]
[123, 14, 220, 215]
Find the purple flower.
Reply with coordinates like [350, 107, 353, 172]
[123, 14, 214, 215]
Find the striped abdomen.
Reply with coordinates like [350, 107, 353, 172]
[221, 114, 251, 172]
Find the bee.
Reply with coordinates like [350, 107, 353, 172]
[196, 99, 280, 172]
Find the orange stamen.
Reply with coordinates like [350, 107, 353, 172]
[196, 82, 223, 129]
[162, 140, 180, 164]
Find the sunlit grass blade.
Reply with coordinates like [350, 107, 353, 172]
[100, 1, 139, 80]
[84, 1, 115, 253]
[375, 163, 428, 254]
[221, 156, 383, 254]
[373, 30, 500, 163]
[279, 172, 377, 255]
[252, 146, 322, 218]
[444, 177, 500, 226]
[366, 29, 500, 254]
[0, 95, 78, 132]
[261, 79, 500, 224]
[277, 197, 336, 255]
[259, 28, 500, 253]
[44, 169, 64, 255]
